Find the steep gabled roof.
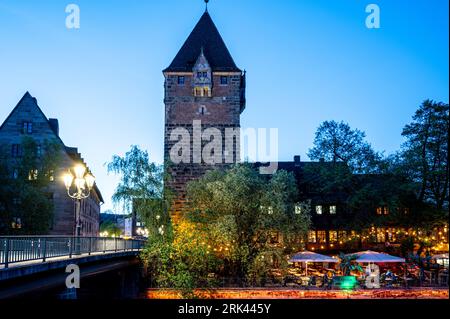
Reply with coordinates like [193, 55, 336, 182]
[0, 91, 66, 147]
[163, 11, 241, 73]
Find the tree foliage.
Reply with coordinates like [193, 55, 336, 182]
[0, 137, 62, 234]
[184, 164, 311, 283]
[398, 100, 449, 210]
[308, 120, 382, 174]
[107, 145, 172, 237]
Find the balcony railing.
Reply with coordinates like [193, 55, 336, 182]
[0, 236, 146, 269]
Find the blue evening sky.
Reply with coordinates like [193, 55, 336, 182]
[0, 0, 448, 212]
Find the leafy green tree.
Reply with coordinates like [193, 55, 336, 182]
[398, 100, 449, 211]
[184, 164, 311, 284]
[107, 146, 172, 237]
[0, 137, 61, 235]
[308, 120, 383, 174]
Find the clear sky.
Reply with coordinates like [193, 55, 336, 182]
[0, 0, 448, 212]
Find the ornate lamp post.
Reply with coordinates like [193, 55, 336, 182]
[63, 164, 95, 253]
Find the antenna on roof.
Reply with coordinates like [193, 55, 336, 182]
[205, 0, 209, 12]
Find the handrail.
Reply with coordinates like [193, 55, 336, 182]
[0, 236, 146, 269]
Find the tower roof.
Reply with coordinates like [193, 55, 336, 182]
[164, 11, 241, 73]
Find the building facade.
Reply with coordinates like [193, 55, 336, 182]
[257, 156, 448, 254]
[163, 11, 246, 219]
[0, 92, 103, 236]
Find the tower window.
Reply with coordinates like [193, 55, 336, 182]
[177, 76, 185, 85]
[203, 87, 210, 97]
[330, 205, 337, 214]
[194, 87, 202, 96]
[220, 76, 228, 85]
[23, 122, 33, 134]
[199, 106, 207, 115]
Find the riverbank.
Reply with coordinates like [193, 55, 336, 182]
[146, 287, 449, 299]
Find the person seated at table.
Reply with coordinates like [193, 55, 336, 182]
[308, 275, 316, 287]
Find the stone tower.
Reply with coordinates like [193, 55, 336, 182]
[163, 11, 246, 218]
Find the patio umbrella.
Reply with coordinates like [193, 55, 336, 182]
[289, 251, 338, 275]
[432, 253, 449, 267]
[346, 250, 405, 263]
[432, 253, 449, 260]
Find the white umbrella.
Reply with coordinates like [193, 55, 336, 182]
[289, 251, 338, 275]
[346, 250, 405, 263]
[432, 253, 449, 260]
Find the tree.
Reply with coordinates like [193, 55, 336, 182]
[184, 164, 311, 284]
[308, 120, 382, 174]
[0, 136, 61, 235]
[399, 100, 449, 211]
[99, 220, 123, 237]
[141, 219, 220, 298]
[107, 146, 171, 237]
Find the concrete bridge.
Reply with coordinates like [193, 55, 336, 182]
[0, 236, 146, 299]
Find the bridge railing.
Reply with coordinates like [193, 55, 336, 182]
[0, 236, 146, 269]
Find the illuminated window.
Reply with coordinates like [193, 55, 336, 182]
[194, 87, 202, 96]
[308, 231, 317, 243]
[294, 204, 302, 214]
[203, 87, 211, 97]
[330, 205, 337, 214]
[28, 169, 38, 180]
[338, 231, 347, 242]
[316, 205, 322, 215]
[377, 206, 389, 215]
[329, 230, 338, 243]
[317, 231, 326, 243]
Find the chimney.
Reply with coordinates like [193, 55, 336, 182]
[294, 155, 301, 167]
[48, 118, 59, 137]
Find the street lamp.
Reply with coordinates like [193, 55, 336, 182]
[63, 164, 95, 242]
